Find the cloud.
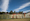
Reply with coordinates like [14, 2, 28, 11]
[23, 10, 30, 13]
[0, 6, 0, 8]
[1, 0, 9, 12]
[13, 2, 30, 12]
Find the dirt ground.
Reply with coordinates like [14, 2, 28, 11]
[0, 19, 30, 21]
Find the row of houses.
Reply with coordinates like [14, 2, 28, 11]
[0, 12, 30, 19]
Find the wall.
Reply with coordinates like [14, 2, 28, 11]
[0, 14, 30, 19]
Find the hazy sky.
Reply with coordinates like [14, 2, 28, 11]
[0, 0, 30, 13]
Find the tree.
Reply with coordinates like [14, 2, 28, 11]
[0, 12, 1, 14]
[9, 10, 13, 14]
[13, 11, 16, 14]
[6, 12, 8, 14]
[19, 11, 22, 14]
[1, 12, 5, 14]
